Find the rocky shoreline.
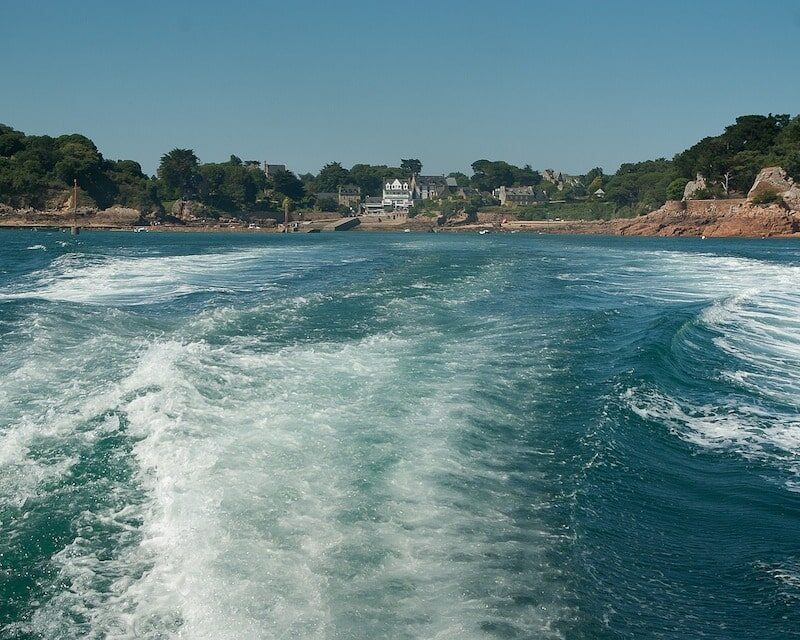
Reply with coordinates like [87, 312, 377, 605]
[3, 167, 799, 238]
[2, 204, 799, 238]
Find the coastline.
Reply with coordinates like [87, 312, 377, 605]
[2, 199, 799, 238]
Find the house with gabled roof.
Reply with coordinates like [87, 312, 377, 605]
[383, 178, 413, 211]
[411, 175, 448, 200]
[494, 185, 538, 206]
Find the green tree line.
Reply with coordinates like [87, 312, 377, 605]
[2, 114, 799, 217]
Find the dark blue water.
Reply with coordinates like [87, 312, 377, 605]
[1, 230, 798, 639]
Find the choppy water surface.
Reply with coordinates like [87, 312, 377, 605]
[1, 230, 798, 639]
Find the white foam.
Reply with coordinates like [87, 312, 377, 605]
[626, 387, 800, 488]
[0, 246, 336, 306]
[601, 249, 800, 485]
[15, 320, 571, 638]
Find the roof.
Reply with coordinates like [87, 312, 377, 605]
[445, 177, 458, 187]
[385, 178, 409, 188]
[501, 186, 536, 195]
[364, 196, 383, 204]
[415, 175, 448, 186]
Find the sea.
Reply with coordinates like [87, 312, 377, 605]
[0, 229, 798, 639]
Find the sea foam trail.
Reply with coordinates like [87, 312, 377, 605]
[6, 234, 799, 639]
[25, 332, 569, 639]
[4, 246, 572, 639]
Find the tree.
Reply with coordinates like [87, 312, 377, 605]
[720, 169, 734, 196]
[315, 195, 339, 211]
[666, 178, 689, 200]
[269, 169, 304, 201]
[158, 148, 200, 199]
[0, 124, 25, 157]
[470, 160, 514, 192]
[53, 135, 103, 185]
[604, 159, 678, 213]
[584, 167, 604, 185]
[447, 171, 470, 187]
[400, 159, 422, 176]
[312, 161, 350, 193]
[511, 164, 542, 187]
[349, 164, 403, 196]
[588, 175, 604, 193]
[198, 159, 266, 211]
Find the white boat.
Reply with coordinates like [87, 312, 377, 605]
[479, 229, 490, 235]
[404, 228, 411, 233]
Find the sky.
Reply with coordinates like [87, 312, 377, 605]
[2, 0, 799, 177]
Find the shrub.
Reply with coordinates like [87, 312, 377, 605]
[666, 178, 689, 200]
[751, 191, 783, 205]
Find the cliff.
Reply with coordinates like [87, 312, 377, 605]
[601, 167, 800, 238]
[607, 199, 800, 238]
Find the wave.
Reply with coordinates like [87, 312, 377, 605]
[619, 251, 800, 489]
[0, 245, 353, 306]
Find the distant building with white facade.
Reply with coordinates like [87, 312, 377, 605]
[383, 178, 413, 211]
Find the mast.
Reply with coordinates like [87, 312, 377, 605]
[71, 178, 80, 235]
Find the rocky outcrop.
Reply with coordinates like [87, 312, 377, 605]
[746, 167, 799, 211]
[782, 185, 800, 210]
[171, 199, 213, 221]
[683, 174, 708, 200]
[94, 206, 143, 226]
[608, 200, 799, 237]
[748, 166, 794, 199]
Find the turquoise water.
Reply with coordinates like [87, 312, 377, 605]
[0, 230, 798, 639]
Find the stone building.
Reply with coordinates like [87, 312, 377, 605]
[494, 185, 537, 206]
[411, 175, 448, 200]
[338, 185, 361, 209]
[263, 163, 287, 177]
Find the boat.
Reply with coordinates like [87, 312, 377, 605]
[479, 229, 490, 235]
[404, 228, 411, 233]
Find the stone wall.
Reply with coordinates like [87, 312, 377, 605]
[684, 199, 747, 214]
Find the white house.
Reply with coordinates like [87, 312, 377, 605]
[383, 178, 413, 211]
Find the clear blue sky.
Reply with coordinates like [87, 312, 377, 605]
[3, 0, 799, 177]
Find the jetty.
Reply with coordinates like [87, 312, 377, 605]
[324, 217, 360, 231]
